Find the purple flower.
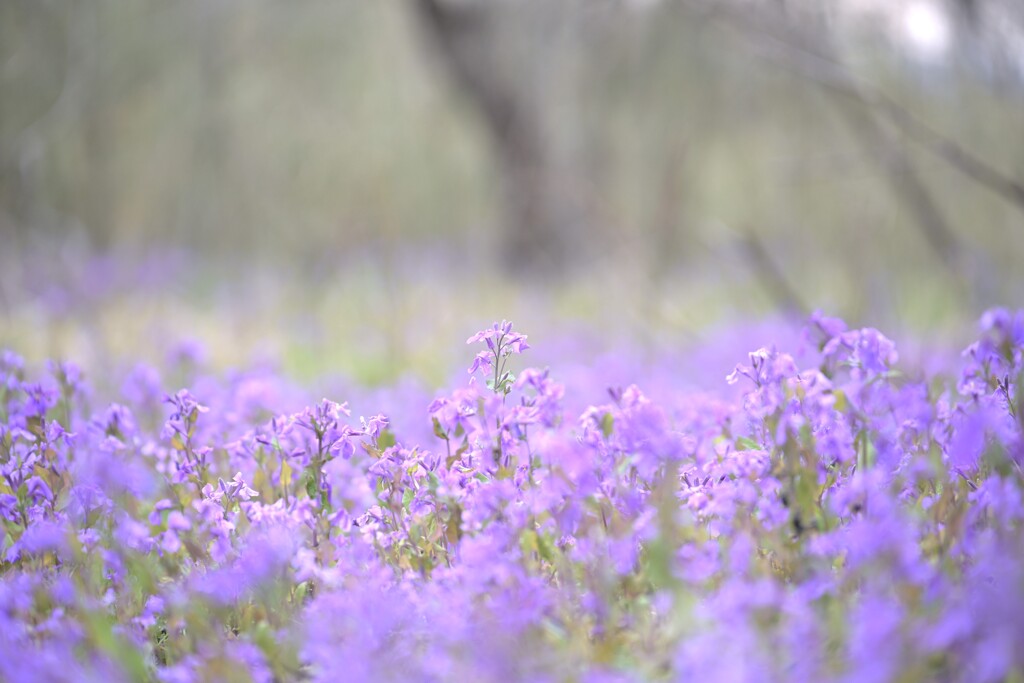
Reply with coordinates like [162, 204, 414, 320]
[6, 520, 68, 562]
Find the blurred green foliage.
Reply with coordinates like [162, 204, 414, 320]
[1, 0, 1023, 350]
[1, 2, 491, 253]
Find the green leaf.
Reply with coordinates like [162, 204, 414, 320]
[304, 470, 319, 499]
[80, 609, 149, 681]
[535, 531, 555, 563]
[736, 436, 760, 451]
[280, 459, 293, 489]
[377, 429, 397, 450]
[601, 412, 615, 439]
[402, 487, 415, 509]
[855, 429, 877, 469]
[833, 389, 848, 412]
[1014, 370, 1024, 427]
[519, 529, 539, 558]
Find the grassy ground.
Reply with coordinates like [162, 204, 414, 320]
[0, 243, 985, 391]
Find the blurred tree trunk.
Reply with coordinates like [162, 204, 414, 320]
[0, 152, 30, 244]
[0, 1, 51, 244]
[411, 0, 594, 276]
[68, 0, 115, 249]
[189, 0, 231, 247]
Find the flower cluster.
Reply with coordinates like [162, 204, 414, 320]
[1, 311, 1023, 682]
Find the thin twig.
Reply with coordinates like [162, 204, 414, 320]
[692, 1, 1024, 214]
[737, 223, 810, 318]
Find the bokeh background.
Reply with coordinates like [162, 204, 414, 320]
[2, 0, 1023, 383]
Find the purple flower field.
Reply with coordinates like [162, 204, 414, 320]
[2, 309, 1023, 682]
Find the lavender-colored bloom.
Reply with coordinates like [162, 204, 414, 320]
[6, 519, 69, 562]
[121, 362, 163, 408]
[1, 312, 1023, 682]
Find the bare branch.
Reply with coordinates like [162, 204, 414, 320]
[736, 224, 810, 319]
[829, 91, 963, 271]
[694, 1, 1024, 214]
